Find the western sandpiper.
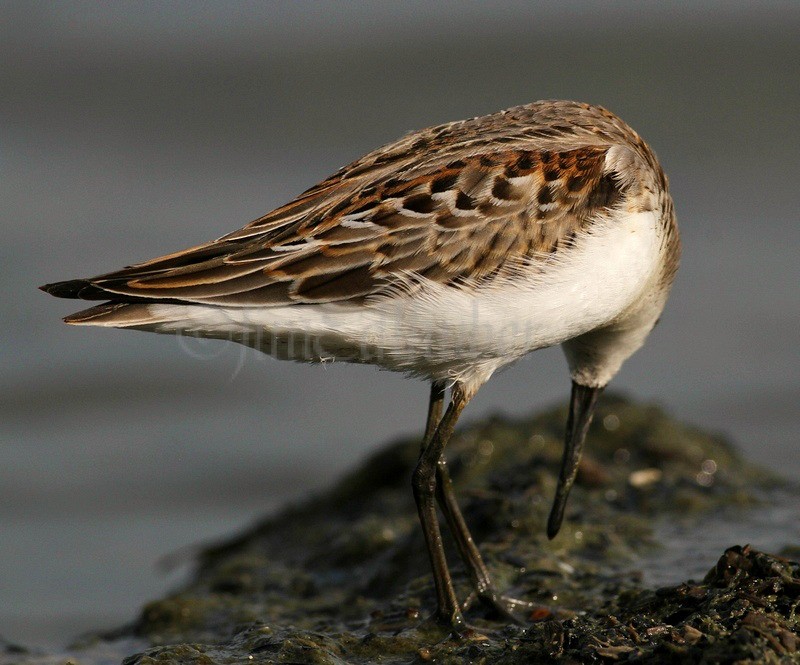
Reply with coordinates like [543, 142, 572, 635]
[42, 100, 680, 629]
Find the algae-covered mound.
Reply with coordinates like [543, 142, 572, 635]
[117, 395, 797, 664]
[9, 396, 800, 664]
[122, 545, 800, 664]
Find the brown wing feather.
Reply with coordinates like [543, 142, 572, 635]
[43, 147, 624, 305]
[43, 101, 652, 307]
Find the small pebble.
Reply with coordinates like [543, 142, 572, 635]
[628, 468, 662, 487]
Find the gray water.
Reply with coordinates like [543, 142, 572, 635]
[1, 1, 798, 650]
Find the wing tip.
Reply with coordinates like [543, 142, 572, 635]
[40, 279, 89, 299]
[40, 279, 113, 300]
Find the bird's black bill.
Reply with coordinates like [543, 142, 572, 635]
[547, 382, 603, 539]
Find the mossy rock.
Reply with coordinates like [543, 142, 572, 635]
[6, 396, 798, 664]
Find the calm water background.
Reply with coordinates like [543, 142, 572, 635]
[2, 1, 798, 649]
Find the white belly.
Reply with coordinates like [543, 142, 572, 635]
[149, 211, 662, 385]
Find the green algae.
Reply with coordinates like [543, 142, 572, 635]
[119, 396, 797, 663]
[121, 545, 800, 664]
[5, 395, 798, 664]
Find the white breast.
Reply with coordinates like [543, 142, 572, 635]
[149, 210, 662, 385]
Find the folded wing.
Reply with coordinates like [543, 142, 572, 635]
[42, 143, 625, 313]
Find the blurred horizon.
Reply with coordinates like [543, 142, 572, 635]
[2, 0, 798, 650]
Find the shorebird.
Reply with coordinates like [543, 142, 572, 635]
[41, 100, 680, 630]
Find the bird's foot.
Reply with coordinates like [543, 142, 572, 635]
[463, 588, 554, 624]
[410, 609, 489, 641]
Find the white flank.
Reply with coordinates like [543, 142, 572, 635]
[138, 210, 662, 388]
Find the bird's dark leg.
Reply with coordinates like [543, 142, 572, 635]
[421, 381, 537, 623]
[412, 381, 471, 631]
[435, 454, 540, 622]
[422, 381, 446, 450]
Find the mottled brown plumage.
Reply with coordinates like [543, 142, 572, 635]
[43, 100, 679, 310]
